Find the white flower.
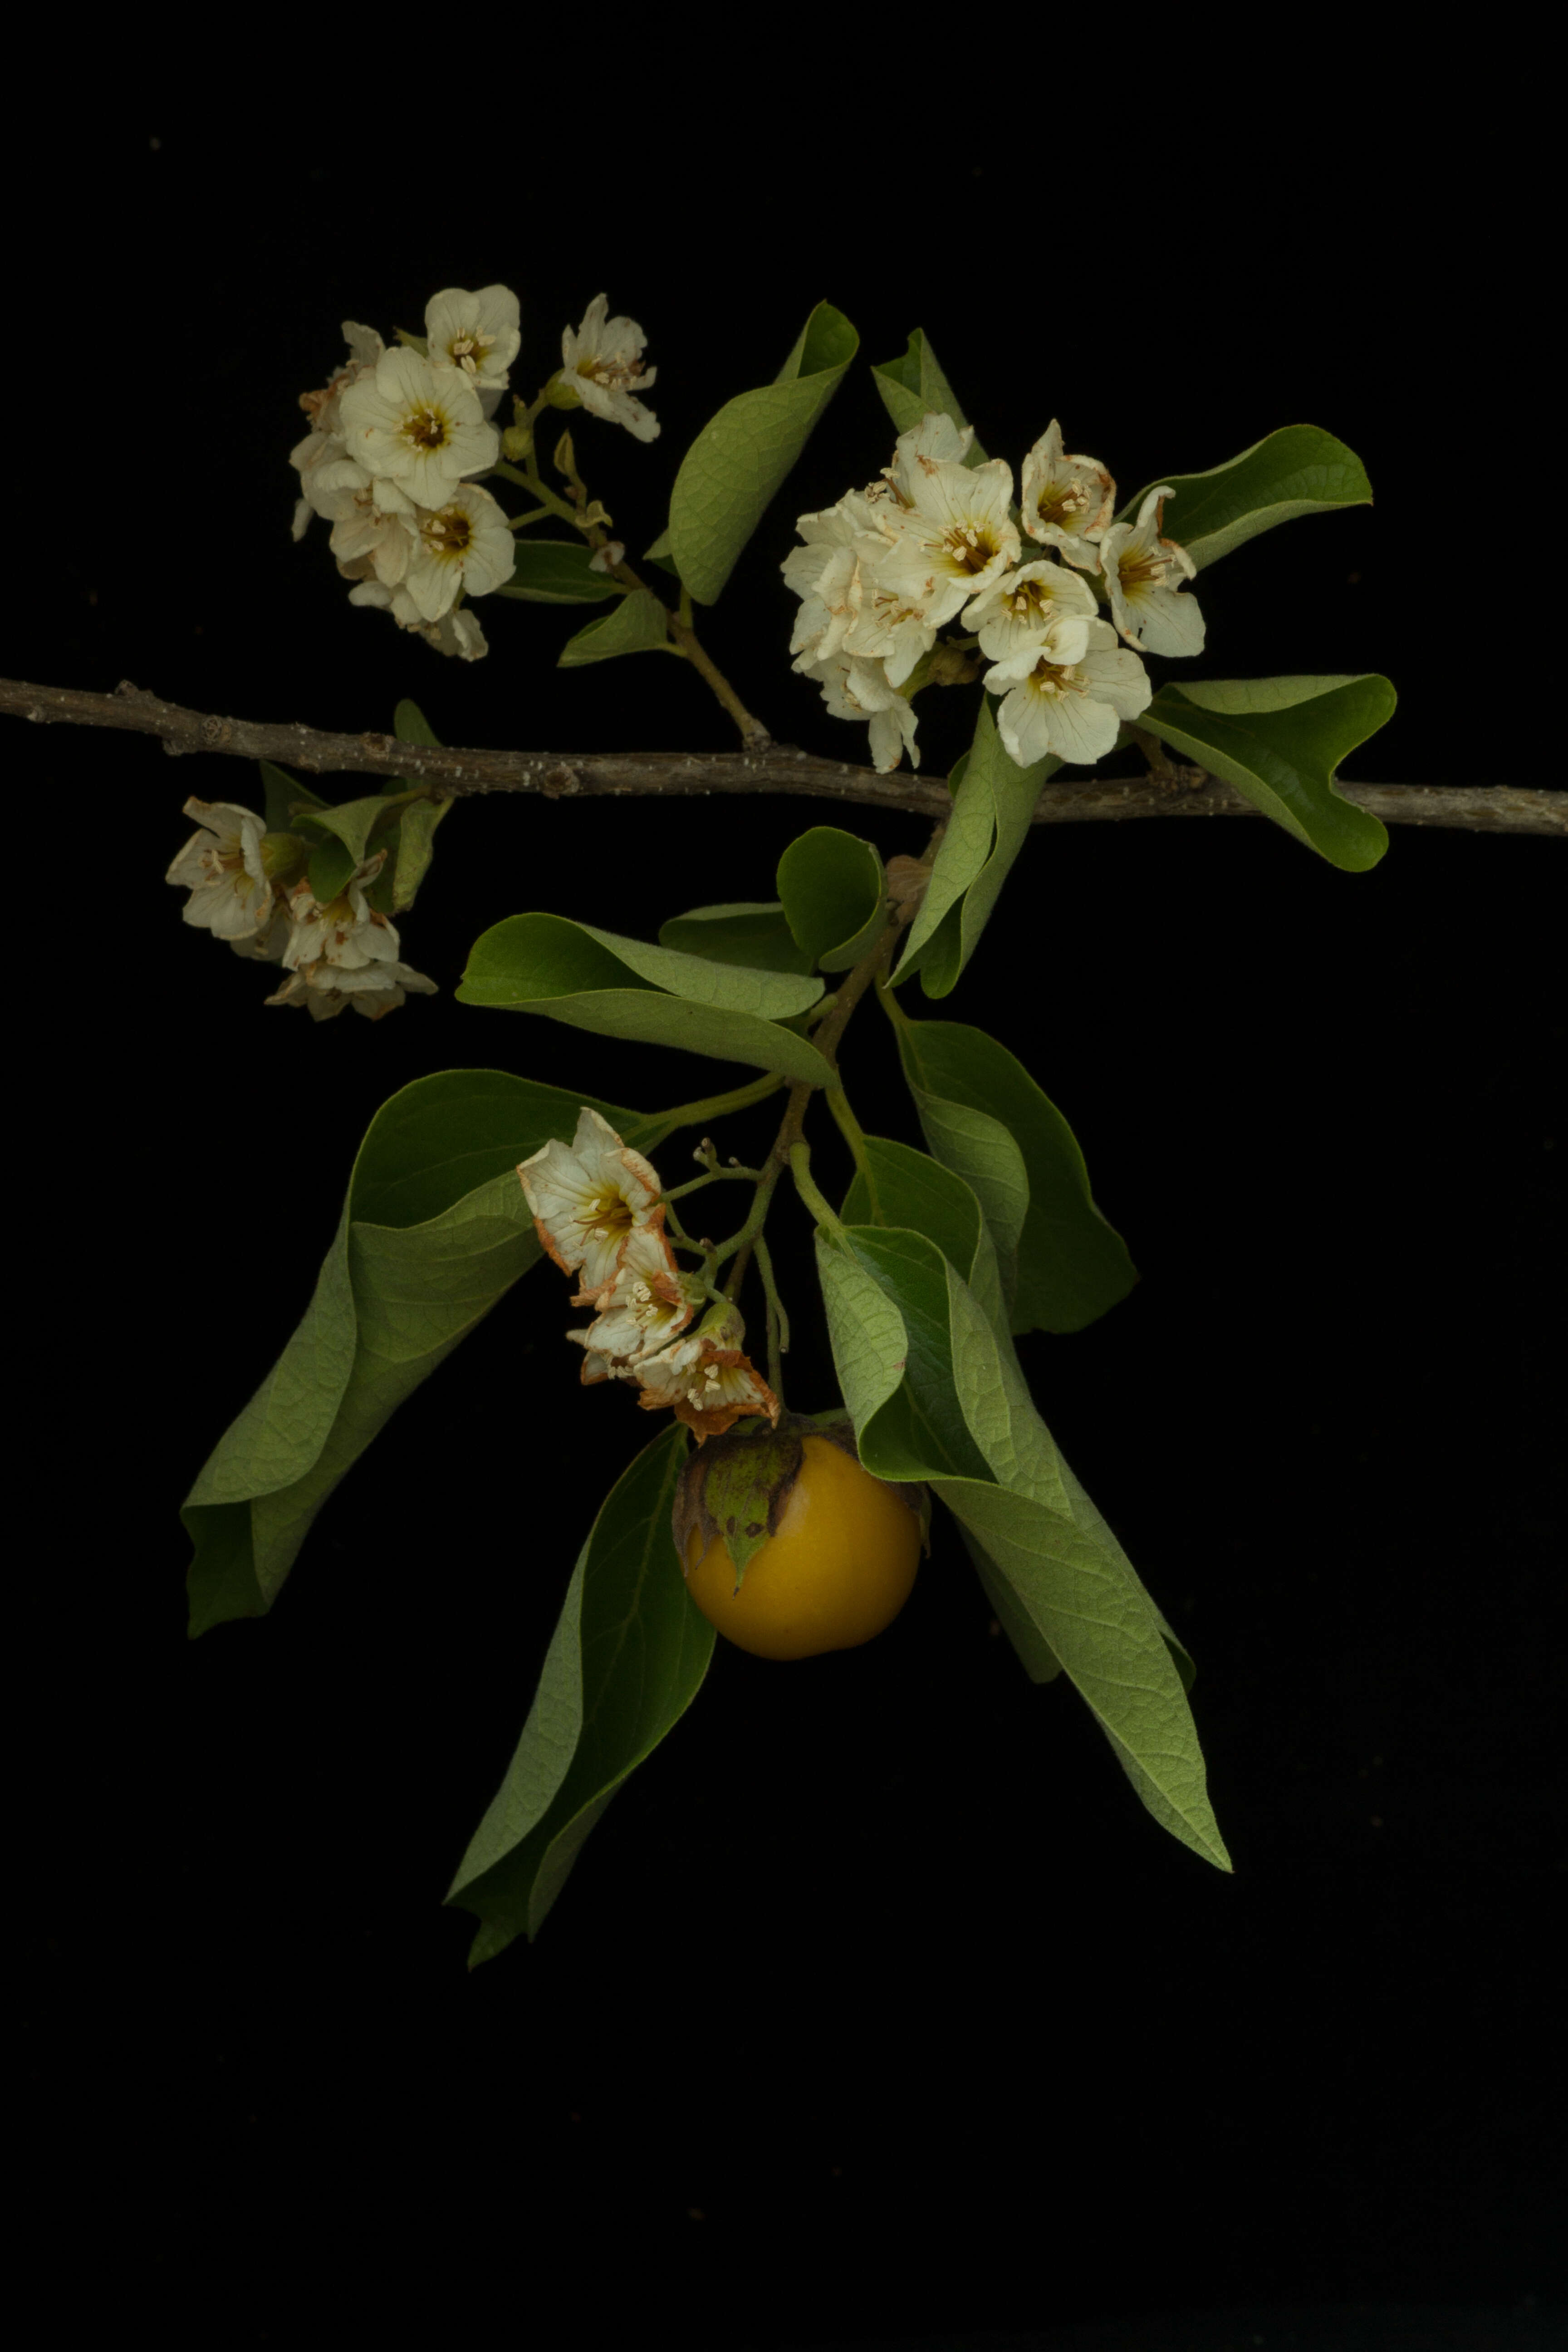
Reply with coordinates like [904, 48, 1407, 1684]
[300, 456, 418, 585]
[519, 1108, 663, 1297]
[961, 558, 1099, 663]
[627, 1327, 780, 1442]
[230, 902, 291, 963]
[264, 962, 437, 1022]
[803, 651, 921, 774]
[280, 846, 434, 971]
[783, 492, 874, 668]
[559, 294, 660, 441]
[415, 603, 490, 661]
[1097, 486, 1205, 657]
[424, 284, 520, 416]
[781, 489, 922, 676]
[564, 1216, 697, 1383]
[166, 799, 274, 942]
[345, 578, 492, 660]
[1020, 421, 1116, 573]
[298, 323, 386, 440]
[401, 482, 515, 622]
[883, 412, 975, 500]
[874, 419, 1019, 629]
[984, 616, 1152, 768]
[291, 324, 386, 539]
[267, 849, 436, 1018]
[338, 348, 500, 506]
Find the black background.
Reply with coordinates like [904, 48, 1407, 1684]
[15, 82, 1563, 2352]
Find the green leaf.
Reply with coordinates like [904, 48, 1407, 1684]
[657, 902, 816, 977]
[663, 300, 859, 605]
[776, 827, 886, 971]
[306, 837, 355, 903]
[392, 698, 444, 749]
[816, 1225, 1227, 1869]
[838, 1228, 996, 1486]
[931, 1475, 1228, 1867]
[839, 1136, 1004, 1338]
[892, 1015, 1137, 1337]
[297, 792, 403, 866]
[456, 913, 833, 1084]
[445, 1424, 711, 1960]
[639, 528, 682, 578]
[389, 797, 451, 913]
[870, 328, 990, 465]
[894, 699, 1050, 997]
[259, 759, 328, 835]
[557, 587, 669, 666]
[958, 1523, 1063, 1683]
[1116, 425, 1372, 573]
[1140, 673, 1396, 872]
[492, 538, 625, 604]
[181, 1072, 660, 1635]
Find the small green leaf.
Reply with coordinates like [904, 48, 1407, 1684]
[392, 699, 444, 749]
[663, 301, 859, 605]
[558, 587, 669, 666]
[457, 913, 833, 1084]
[493, 539, 624, 604]
[892, 1015, 1137, 1337]
[776, 827, 887, 970]
[259, 759, 328, 835]
[307, 836, 356, 904]
[658, 902, 816, 977]
[297, 792, 402, 867]
[1116, 425, 1372, 573]
[1141, 673, 1396, 871]
[389, 796, 451, 913]
[640, 528, 682, 578]
[870, 329, 989, 465]
[445, 1425, 711, 1959]
[181, 1071, 658, 1634]
[894, 698, 1049, 997]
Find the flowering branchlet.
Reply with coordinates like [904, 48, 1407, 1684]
[519, 1113, 778, 1441]
[293, 282, 659, 660]
[782, 411, 1204, 773]
[167, 804, 435, 1019]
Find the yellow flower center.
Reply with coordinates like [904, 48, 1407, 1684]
[404, 405, 449, 453]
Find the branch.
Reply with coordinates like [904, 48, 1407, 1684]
[3, 676, 1564, 838]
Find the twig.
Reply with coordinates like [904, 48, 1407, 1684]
[2, 677, 1563, 837]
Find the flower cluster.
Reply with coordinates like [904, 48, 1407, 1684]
[782, 413, 1204, 773]
[292, 287, 659, 661]
[291, 289, 520, 662]
[165, 798, 436, 1021]
[519, 1111, 779, 1441]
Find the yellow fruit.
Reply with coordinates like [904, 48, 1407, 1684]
[682, 1434, 921, 1661]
